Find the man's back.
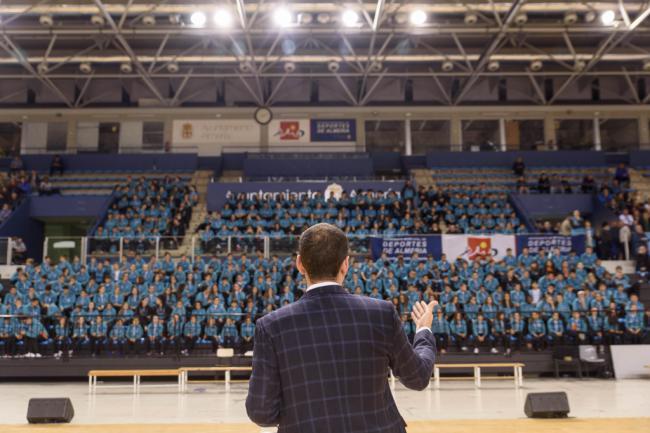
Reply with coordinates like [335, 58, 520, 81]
[246, 285, 436, 433]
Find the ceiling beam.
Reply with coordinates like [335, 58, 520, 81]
[372, 0, 386, 32]
[93, 0, 167, 105]
[549, 4, 650, 104]
[453, 0, 527, 105]
[0, 34, 73, 108]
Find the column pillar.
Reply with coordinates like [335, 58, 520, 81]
[450, 116, 462, 151]
[543, 115, 556, 150]
[639, 114, 650, 149]
[66, 119, 77, 153]
[404, 118, 412, 156]
[356, 116, 366, 151]
[593, 117, 602, 151]
[499, 118, 507, 151]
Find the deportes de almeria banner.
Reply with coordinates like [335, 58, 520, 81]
[370, 234, 585, 260]
[310, 119, 356, 142]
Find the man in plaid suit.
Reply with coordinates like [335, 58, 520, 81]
[246, 223, 436, 433]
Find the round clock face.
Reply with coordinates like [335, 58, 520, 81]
[254, 107, 273, 125]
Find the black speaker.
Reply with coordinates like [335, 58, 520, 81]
[27, 398, 74, 424]
[524, 392, 570, 418]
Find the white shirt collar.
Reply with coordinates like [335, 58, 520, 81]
[306, 281, 340, 292]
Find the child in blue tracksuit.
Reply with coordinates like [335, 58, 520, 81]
[625, 305, 645, 344]
[146, 315, 165, 355]
[166, 314, 184, 356]
[22, 317, 48, 357]
[125, 317, 144, 355]
[586, 308, 604, 345]
[183, 315, 202, 355]
[546, 312, 565, 346]
[71, 317, 89, 356]
[526, 311, 546, 351]
[109, 318, 126, 355]
[431, 310, 450, 353]
[219, 318, 239, 350]
[203, 318, 220, 353]
[240, 316, 255, 353]
[567, 311, 588, 343]
[0, 318, 15, 357]
[492, 312, 510, 354]
[449, 313, 469, 351]
[470, 313, 490, 354]
[89, 316, 108, 356]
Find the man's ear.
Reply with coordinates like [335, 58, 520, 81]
[296, 255, 306, 276]
[339, 256, 350, 277]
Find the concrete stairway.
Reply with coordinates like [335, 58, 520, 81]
[412, 169, 435, 187]
[165, 170, 211, 257]
[629, 168, 650, 201]
[47, 171, 195, 195]
[218, 170, 243, 182]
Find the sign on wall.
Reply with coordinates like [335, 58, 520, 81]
[268, 119, 310, 144]
[370, 236, 441, 260]
[172, 119, 260, 145]
[441, 235, 516, 261]
[516, 234, 586, 255]
[310, 119, 356, 142]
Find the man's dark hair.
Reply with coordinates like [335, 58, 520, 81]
[299, 223, 348, 281]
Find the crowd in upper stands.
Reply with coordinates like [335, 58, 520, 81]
[0, 242, 647, 359]
[197, 182, 528, 248]
[92, 176, 198, 252]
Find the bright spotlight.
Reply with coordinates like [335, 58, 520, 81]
[213, 9, 232, 28]
[190, 11, 207, 27]
[341, 9, 359, 27]
[600, 10, 615, 25]
[273, 7, 293, 27]
[409, 10, 427, 26]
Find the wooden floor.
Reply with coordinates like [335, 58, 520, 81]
[3, 418, 649, 433]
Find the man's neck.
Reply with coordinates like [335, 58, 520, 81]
[306, 280, 340, 291]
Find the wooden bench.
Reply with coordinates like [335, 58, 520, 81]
[431, 363, 524, 388]
[178, 366, 252, 391]
[88, 369, 182, 393]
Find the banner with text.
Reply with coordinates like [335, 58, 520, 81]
[516, 234, 586, 255]
[268, 119, 310, 145]
[172, 119, 260, 146]
[442, 234, 516, 261]
[310, 119, 356, 142]
[370, 236, 441, 260]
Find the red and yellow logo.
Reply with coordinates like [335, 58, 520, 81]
[466, 237, 492, 260]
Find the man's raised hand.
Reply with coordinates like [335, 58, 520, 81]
[411, 300, 437, 330]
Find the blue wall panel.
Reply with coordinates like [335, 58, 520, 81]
[426, 151, 607, 168]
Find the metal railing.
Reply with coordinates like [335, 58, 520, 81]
[44, 232, 587, 264]
[0, 236, 18, 265]
[46, 234, 374, 263]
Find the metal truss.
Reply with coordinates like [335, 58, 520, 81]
[1, 1, 650, 107]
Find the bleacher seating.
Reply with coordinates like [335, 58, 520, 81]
[0, 153, 647, 364]
[90, 176, 198, 254]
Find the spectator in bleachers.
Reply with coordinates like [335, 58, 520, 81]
[49, 155, 64, 176]
[53, 317, 70, 359]
[38, 176, 60, 196]
[581, 175, 597, 193]
[512, 157, 525, 177]
[614, 163, 630, 188]
[0, 203, 12, 224]
[9, 156, 23, 174]
[537, 172, 551, 194]
[10, 237, 27, 264]
[625, 304, 645, 344]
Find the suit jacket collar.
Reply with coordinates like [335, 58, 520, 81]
[301, 284, 348, 299]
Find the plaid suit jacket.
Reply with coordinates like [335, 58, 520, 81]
[246, 284, 436, 433]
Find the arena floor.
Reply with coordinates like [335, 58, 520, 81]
[0, 379, 648, 432]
